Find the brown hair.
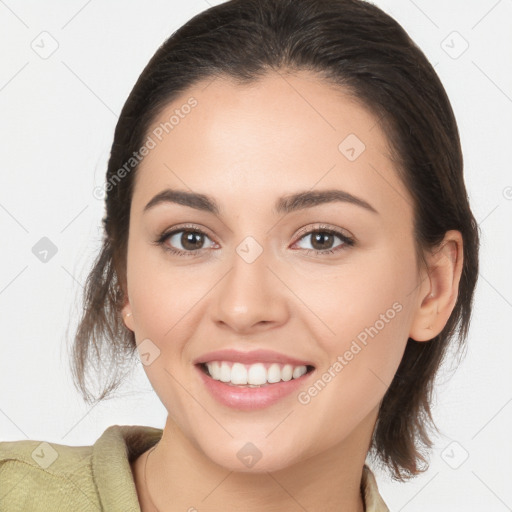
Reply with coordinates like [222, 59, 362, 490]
[69, 0, 480, 481]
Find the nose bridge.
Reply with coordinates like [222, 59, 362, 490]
[212, 233, 288, 330]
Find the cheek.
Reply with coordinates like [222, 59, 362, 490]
[294, 247, 417, 385]
[126, 241, 208, 340]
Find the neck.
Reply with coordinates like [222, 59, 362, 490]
[134, 409, 378, 512]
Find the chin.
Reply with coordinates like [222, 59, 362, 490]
[198, 436, 306, 474]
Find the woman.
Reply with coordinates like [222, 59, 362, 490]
[0, 0, 479, 510]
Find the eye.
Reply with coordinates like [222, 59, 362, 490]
[155, 224, 216, 256]
[155, 223, 355, 258]
[291, 224, 355, 256]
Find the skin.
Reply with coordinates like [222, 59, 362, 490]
[122, 70, 463, 511]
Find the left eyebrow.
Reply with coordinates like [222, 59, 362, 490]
[143, 188, 379, 216]
[274, 189, 379, 215]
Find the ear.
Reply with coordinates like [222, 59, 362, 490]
[121, 297, 135, 332]
[409, 230, 464, 342]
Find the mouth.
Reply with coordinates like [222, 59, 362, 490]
[195, 361, 315, 388]
[194, 360, 316, 410]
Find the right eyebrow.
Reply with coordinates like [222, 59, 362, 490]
[144, 189, 220, 215]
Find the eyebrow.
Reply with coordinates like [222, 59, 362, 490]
[143, 188, 378, 216]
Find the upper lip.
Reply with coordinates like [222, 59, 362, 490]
[193, 349, 315, 367]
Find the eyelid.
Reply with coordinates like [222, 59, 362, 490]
[293, 222, 354, 242]
[160, 222, 217, 241]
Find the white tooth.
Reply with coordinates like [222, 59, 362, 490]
[231, 362, 248, 384]
[219, 362, 231, 382]
[281, 364, 293, 381]
[247, 363, 267, 385]
[293, 365, 307, 379]
[204, 361, 310, 385]
[206, 362, 220, 380]
[267, 363, 282, 383]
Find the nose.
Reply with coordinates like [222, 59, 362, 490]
[211, 242, 290, 334]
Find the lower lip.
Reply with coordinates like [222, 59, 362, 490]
[195, 364, 315, 411]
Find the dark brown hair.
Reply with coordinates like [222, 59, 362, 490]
[69, 0, 480, 481]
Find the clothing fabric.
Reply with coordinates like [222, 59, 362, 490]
[0, 424, 389, 511]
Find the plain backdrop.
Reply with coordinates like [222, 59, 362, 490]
[1, 0, 511, 510]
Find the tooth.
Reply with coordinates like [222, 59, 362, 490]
[267, 363, 282, 383]
[293, 365, 307, 379]
[247, 363, 267, 385]
[204, 361, 309, 385]
[231, 362, 248, 384]
[219, 362, 231, 382]
[281, 364, 293, 381]
[209, 361, 220, 380]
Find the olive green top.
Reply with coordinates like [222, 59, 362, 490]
[0, 424, 389, 511]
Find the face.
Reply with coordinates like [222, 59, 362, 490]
[122, 70, 426, 472]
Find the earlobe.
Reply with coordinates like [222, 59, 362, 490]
[409, 230, 464, 342]
[121, 302, 134, 331]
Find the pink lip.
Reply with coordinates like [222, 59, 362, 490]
[195, 364, 315, 410]
[193, 349, 314, 367]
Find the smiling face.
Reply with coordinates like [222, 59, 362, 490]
[121, 69, 428, 473]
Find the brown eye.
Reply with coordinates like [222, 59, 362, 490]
[178, 231, 206, 250]
[309, 231, 337, 251]
[292, 226, 355, 256]
[157, 227, 216, 256]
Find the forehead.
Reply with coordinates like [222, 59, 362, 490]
[132, 70, 413, 222]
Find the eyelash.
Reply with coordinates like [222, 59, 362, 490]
[154, 223, 355, 258]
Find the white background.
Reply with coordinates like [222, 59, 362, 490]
[1, 0, 511, 510]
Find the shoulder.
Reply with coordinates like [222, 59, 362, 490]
[0, 435, 98, 510]
[0, 424, 163, 511]
[361, 464, 390, 512]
